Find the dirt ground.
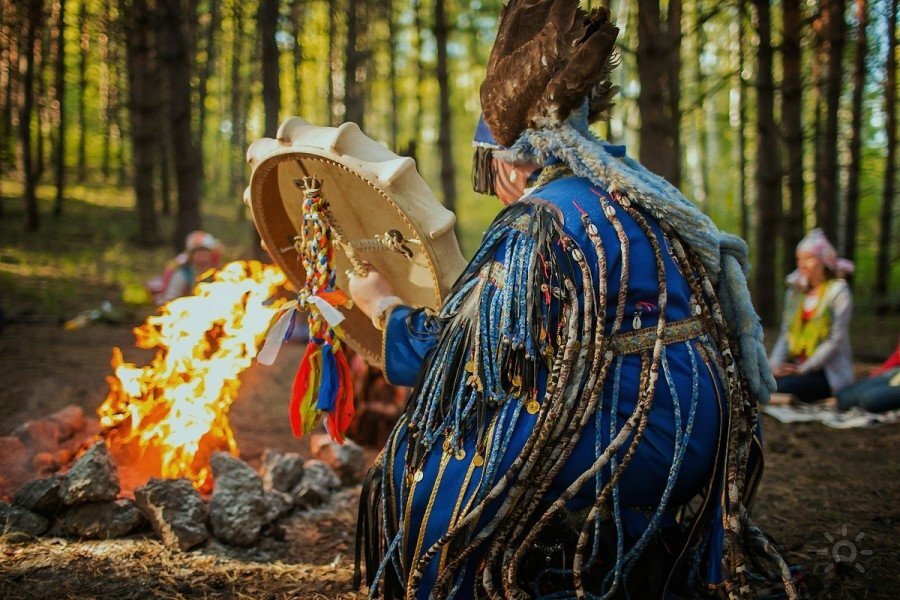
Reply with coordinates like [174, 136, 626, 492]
[1, 321, 899, 599]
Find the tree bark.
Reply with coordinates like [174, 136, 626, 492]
[196, 0, 220, 165]
[843, 0, 868, 266]
[736, 1, 749, 242]
[636, 0, 682, 186]
[76, 0, 88, 182]
[258, 0, 280, 137]
[19, 0, 44, 231]
[290, 0, 304, 110]
[326, 0, 336, 125]
[157, 0, 203, 249]
[782, 0, 805, 274]
[812, 0, 847, 242]
[123, 0, 160, 246]
[412, 0, 425, 156]
[751, 0, 783, 326]
[229, 0, 246, 204]
[386, 0, 398, 151]
[434, 0, 456, 217]
[53, 0, 67, 217]
[100, 0, 112, 178]
[344, 0, 365, 127]
[876, 0, 898, 298]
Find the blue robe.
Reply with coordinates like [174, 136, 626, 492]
[369, 172, 760, 599]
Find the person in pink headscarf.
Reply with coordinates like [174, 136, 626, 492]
[768, 229, 855, 403]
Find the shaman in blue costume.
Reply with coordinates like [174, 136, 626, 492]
[353, 3, 795, 599]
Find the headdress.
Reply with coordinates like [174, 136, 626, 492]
[795, 228, 855, 277]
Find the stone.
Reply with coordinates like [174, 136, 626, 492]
[59, 499, 146, 539]
[48, 405, 86, 440]
[259, 449, 304, 493]
[291, 460, 340, 509]
[12, 476, 63, 516]
[14, 419, 61, 454]
[60, 441, 119, 505]
[134, 478, 209, 551]
[262, 489, 294, 524]
[0, 436, 33, 497]
[209, 452, 265, 546]
[314, 438, 366, 485]
[0, 501, 49, 536]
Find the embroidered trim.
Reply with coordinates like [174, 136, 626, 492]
[608, 316, 706, 356]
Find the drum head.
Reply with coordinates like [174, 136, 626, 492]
[246, 118, 467, 368]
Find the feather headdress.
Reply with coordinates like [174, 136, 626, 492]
[480, 0, 620, 147]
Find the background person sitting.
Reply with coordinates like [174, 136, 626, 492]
[835, 338, 900, 413]
[147, 231, 223, 305]
[768, 229, 854, 404]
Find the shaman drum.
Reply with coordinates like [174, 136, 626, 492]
[245, 117, 467, 369]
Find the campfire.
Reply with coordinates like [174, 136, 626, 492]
[0, 259, 367, 552]
[97, 260, 287, 494]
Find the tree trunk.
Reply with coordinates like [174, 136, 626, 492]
[412, 0, 425, 156]
[736, 1, 749, 243]
[876, 0, 897, 298]
[157, 108, 172, 216]
[53, 0, 67, 217]
[688, 0, 708, 209]
[326, 0, 336, 125]
[100, 0, 112, 178]
[19, 0, 44, 231]
[434, 0, 456, 216]
[751, 0, 783, 326]
[196, 0, 220, 167]
[290, 0, 304, 110]
[258, 0, 280, 137]
[782, 0, 805, 274]
[157, 0, 203, 250]
[344, 0, 365, 127]
[386, 0, 398, 151]
[843, 0, 868, 266]
[636, 0, 682, 186]
[76, 0, 88, 182]
[0, 1, 15, 186]
[813, 0, 847, 242]
[229, 0, 246, 204]
[123, 0, 160, 246]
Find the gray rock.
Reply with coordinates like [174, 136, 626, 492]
[314, 438, 366, 485]
[291, 460, 340, 509]
[262, 489, 294, 524]
[0, 501, 49, 536]
[209, 452, 265, 546]
[259, 449, 304, 493]
[59, 499, 146, 539]
[12, 476, 63, 516]
[60, 441, 119, 505]
[134, 478, 209, 551]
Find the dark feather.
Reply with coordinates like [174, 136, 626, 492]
[481, 0, 620, 147]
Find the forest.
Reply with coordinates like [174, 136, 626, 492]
[1, 2, 899, 598]
[0, 0, 897, 327]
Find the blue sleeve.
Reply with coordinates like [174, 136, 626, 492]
[383, 304, 442, 387]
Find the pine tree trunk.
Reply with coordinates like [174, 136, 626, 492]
[53, 0, 67, 217]
[290, 0, 304, 110]
[412, 0, 425, 158]
[326, 0, 336, 125]
[636, 0, 682, 186]
[258, 0, 280, 137]
[843, 0, 868, 266]
[20, 0, 44, 232]
[736, 2, 749, 242]
[751, 0, 783, 326]
[688, 0, 708, 209]
[157, 109, 171, 216]
[434, 0, 456, 216]
[123, 0, 160, 246]
[386, 0, 398, 151]
[344, 0, 365, 127]
[782, 0, 805, 273]
[876, 0, 898, 298]
[813, 0, 847, 241]
[196, 0, 220, 166]
[76, 0, 88, 182]
[0, 1, 14, 187]
[229, 0, 246, 205]
[100, 0, 112, 179]
[157, 0, 203, 250]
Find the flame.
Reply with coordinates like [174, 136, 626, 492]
[98, 260, 287, 493]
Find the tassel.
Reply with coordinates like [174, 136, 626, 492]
[328, 346, 356, 443]
[289, 341, 317, 437]
[257, 307, 296, 366]
[318, 343, 339, 411]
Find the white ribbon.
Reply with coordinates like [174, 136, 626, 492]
[257, 307, 296, 366]
[307, 295, 346, 328]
